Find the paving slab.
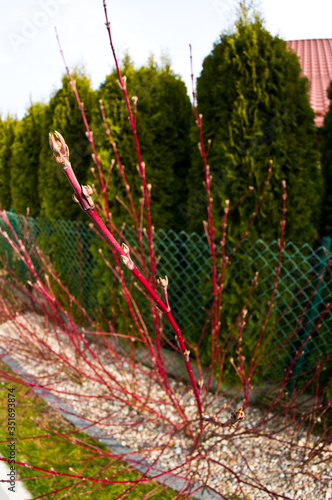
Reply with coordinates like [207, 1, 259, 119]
[0, 456, 32, 500]
[0, 342, 220, 500]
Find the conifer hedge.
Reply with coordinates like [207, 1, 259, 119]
[0, 116, 16, 211]
[321, 81, 332, 237]
[187, 7, 323, 246]
[96, 56, 192, 231]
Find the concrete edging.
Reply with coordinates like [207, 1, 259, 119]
[0, 348, 221, 500]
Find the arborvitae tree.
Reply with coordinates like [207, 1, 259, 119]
[10, 103, 45, 217]
[0, 116, 16, 210]
[96, 56, 192, 231]
[39, 70, 96, 220]
[187, 6, 322, 245]
[321, 82, 332, 237]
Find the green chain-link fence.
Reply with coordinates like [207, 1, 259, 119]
[0, 210, 331, 383]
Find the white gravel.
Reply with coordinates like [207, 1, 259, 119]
[0, 312, 331, 499]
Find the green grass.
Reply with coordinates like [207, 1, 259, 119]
[0, 360, 191, 499]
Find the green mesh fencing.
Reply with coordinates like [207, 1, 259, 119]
[0, 211, 331, 383]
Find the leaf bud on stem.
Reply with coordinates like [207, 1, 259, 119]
[183, 349, 190, 362]
[120, 243, 134, 270]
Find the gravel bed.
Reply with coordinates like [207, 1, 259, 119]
[0, 313, 331, 499]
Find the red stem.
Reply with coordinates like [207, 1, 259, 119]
[190, 45, 219, 369]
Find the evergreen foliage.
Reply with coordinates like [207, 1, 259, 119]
[321, 82, 332, 236]
[187, 6, 322, 245]
[0, 116, 16, 210]
[39, 70, 96, 220]
[1, 60, 192, 229]
[96, 56, 192, 231]
[10, 103, 45, 217]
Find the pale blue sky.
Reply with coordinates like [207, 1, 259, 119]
[0, 0, 331, 119]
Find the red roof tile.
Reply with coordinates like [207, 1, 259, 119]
[287, 39, 332, 127]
